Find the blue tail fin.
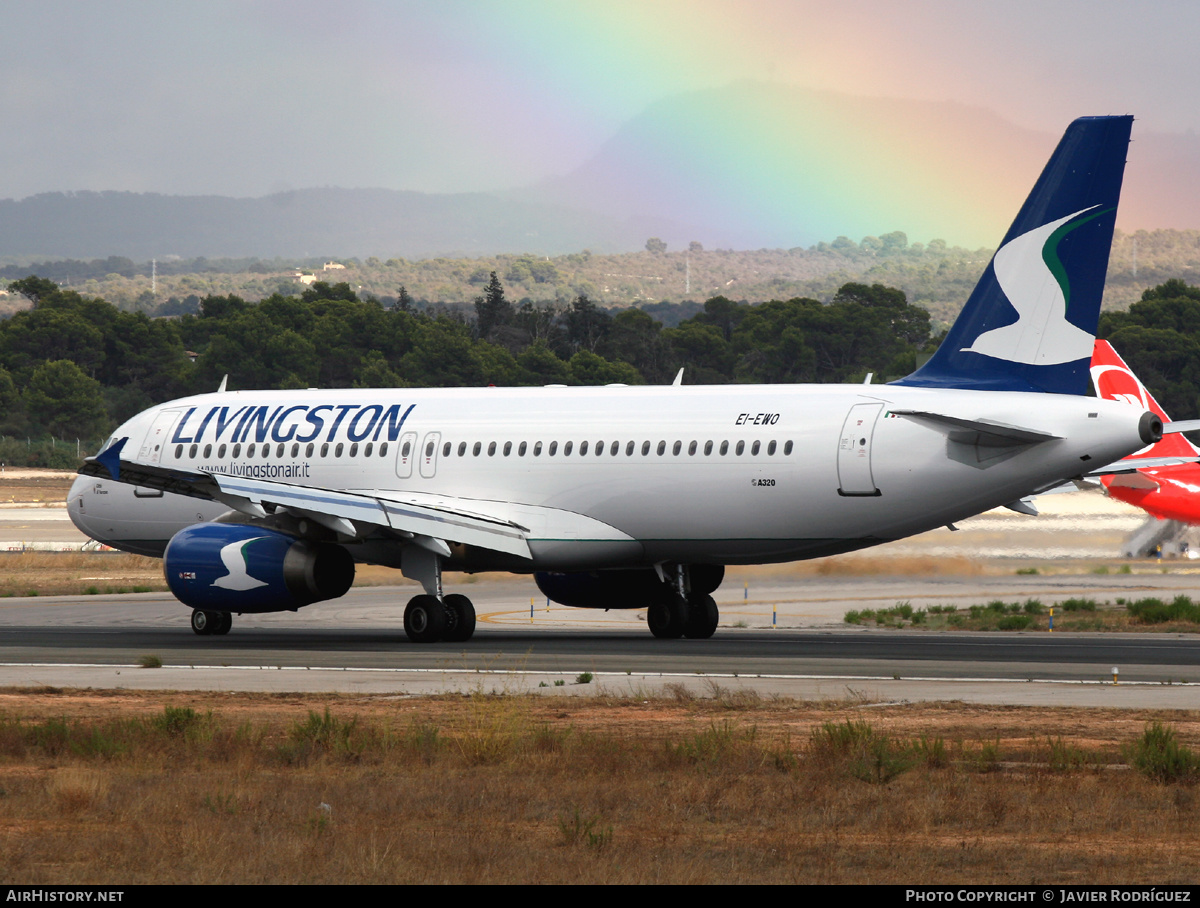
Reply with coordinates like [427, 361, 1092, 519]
[893, 115, 1132, 394]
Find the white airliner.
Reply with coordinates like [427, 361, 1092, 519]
[71, 115, 1165, 643]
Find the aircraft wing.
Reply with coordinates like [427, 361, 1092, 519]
[79, 437, 533, 558]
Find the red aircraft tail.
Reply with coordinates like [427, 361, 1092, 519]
[1090, 339, 1199, 460]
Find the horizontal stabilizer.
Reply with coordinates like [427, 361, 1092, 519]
[889, 410, 1060, 447]
[1084, 455, 1200, 477]
[1164, 419, 1200, 435]
[1108, 472, 1161, 491]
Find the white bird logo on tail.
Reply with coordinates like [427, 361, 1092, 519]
[963, 206, 1099, 365]
[211, 538, 269, 591]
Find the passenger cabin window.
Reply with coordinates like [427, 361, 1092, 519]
[203, 444, 212, 458]
[609, 441, 618, 456]
[335, 443, 344, 457]
[518, 442, 527, 456]
[580, 441, 589, 456]
[719, 441, 729, 455]
[458, 442, 466, 456]
[626, 441, 635, 456]
[349, 443, 358, 457]
[641, 441, 650, 456]
[473, 442, 481, 456]
[784, 440, 794, 455]
[768, 440, 776, 455]
[548, 441, 558, 456]
[504, 441, 512, 456]
[443, 442, 451, 457]
[563, 441, 572, 456]
[533, 442, 542, 456]
[704, 441, 713, 456]
[488, 442, 496, 456]
[688, 441, 697, 456]
[321, 443, 329, 457]
[736, 441, 745, 455]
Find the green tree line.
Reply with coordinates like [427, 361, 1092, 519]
[6, 271, 1200, 466]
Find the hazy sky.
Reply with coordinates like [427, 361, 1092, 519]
[2, 0, 1197, 200]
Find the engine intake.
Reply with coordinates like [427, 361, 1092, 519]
[164, 523, 354, 613]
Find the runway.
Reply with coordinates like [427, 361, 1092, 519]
[4, 483, 1200, 705]
[3, 578, 1199, 707]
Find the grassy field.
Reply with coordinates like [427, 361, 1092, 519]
[1, 688, 1199, 884]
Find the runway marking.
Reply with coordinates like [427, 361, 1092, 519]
[2, 661, 1196, 687]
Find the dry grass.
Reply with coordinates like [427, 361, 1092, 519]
[725, 554, 986, 579]
[0, 552, 167, 597]
[1, 689, 1199, 884]
[0, 471, 76, 504]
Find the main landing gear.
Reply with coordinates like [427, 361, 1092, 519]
[403, 593, 477, 643]
[648, 592, 719, 639]
[400, 543, 477, 643]
[190, 609, 232, 636]
[647, 565, 720, 639]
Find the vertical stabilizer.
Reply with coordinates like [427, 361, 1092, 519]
[894, 115, 1132, 394]
[1091, 339, 1200, 460]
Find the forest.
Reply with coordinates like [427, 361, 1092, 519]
[2, 271, 1200, 468]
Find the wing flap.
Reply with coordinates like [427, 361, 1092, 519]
[211, 475, 532, 559]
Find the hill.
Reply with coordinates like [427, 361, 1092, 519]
[3, 85, 1200, 260]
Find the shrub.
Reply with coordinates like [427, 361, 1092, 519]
[997, 615, 1032, 631]
[1127, 595, 1200, 625]
[1129, 722, 1200, 783]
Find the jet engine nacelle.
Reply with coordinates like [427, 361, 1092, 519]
[534, 565, 724, 610]
[164, 523, 355, 613]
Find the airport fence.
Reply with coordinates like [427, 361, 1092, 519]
[0, 436, 106, 470]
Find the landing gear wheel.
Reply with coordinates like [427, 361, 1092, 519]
[647, 595, 686, 639]
[191, 609, 218, 636]
[212, 611, 233, 636]
[683, 594, 719, 639]
[442, 594, 476, 642]
[404, 594, 448, 643]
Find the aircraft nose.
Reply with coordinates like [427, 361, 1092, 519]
[67, 474, 105, 541]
